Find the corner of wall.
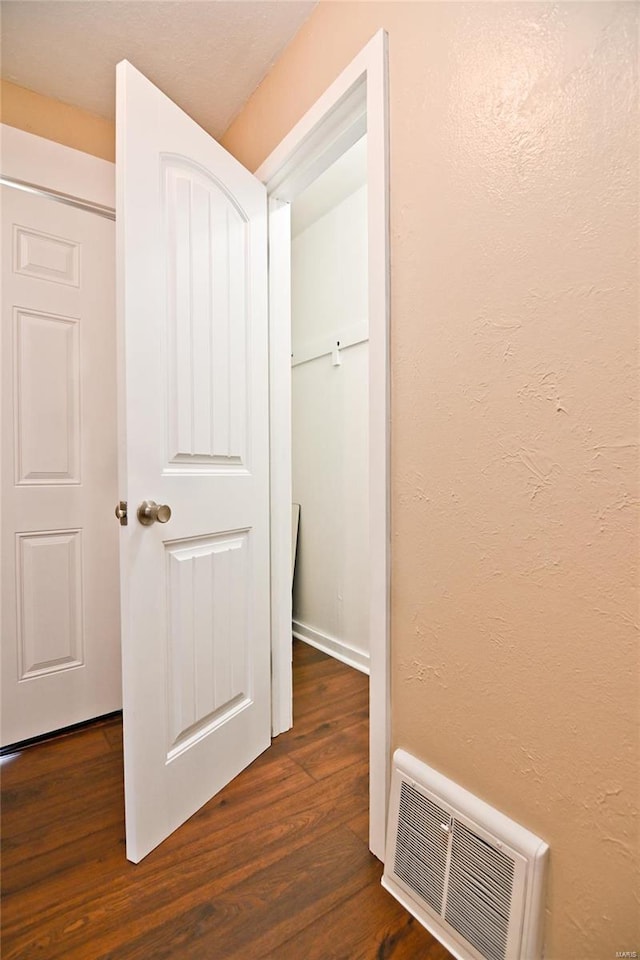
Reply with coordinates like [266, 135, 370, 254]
[0, 80, 115, 162]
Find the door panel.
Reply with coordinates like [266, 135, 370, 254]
[15, 307, 80, 484]
[163, 157, 248, 468]
[16, 530, 83, 679]
[165, 531, 250, 759]
[1, 186, 121, 746]
[116, 61, 270, 863]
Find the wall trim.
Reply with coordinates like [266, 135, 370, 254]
[293, 620, 370, 675]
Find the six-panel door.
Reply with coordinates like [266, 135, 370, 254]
[0, 185, 121, 747]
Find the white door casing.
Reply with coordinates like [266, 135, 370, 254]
[116, 62, 271, 862]
[1, 183, 121, 747]
[257, 30, 390, 860]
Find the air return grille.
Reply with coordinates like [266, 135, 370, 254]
[382, 750, 549, 960]
[395, 784, 449, 913]
[445, 819, 514, 960]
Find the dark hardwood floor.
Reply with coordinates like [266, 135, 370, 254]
[1, 640, 452, 960]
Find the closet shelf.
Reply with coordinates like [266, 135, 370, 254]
[291, 320, 368, 367]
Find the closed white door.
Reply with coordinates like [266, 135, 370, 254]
[0, 185, 121, 747]
[117, 62, 271, 862]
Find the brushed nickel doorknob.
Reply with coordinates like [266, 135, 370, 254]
[137, 500, 172, 526]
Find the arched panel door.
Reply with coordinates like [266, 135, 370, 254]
[116, 61, 270, 863]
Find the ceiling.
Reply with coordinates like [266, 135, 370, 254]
[0, 1, 317, 138]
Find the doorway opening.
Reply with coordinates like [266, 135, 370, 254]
[289, 135, 370, 679]
[259, 29, 389, 859]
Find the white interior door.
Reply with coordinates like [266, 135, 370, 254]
[1, 185, 121, 747]
[116, 62, 271, 863]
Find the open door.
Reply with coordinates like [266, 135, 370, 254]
[116, 62, 271, 863]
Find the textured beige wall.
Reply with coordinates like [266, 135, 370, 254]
[223, 3, 639, 956]
[0, 80, 115, 161]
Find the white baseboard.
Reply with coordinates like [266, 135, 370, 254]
[292, 620, 370, 675]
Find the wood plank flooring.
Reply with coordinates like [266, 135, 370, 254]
[1, 640, 452, 960]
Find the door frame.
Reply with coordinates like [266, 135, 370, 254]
[255, 29, 390, 860]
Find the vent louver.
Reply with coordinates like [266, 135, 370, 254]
[383, 750, 549, 960]
[395, 782, 449, 914]
[445, 820, 514, 960]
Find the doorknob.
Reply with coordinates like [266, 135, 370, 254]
[137, 500, 172, 526]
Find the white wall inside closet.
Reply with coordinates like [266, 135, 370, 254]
[291, 136, 369, 672]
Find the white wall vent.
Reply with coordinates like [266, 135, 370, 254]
[382, 749, 549, 960]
